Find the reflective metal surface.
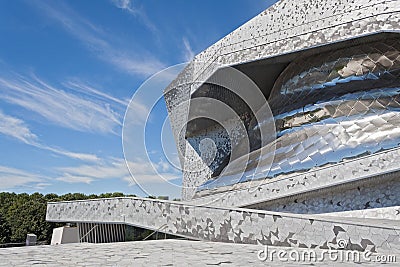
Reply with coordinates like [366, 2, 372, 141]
[197, 39, 400, 192]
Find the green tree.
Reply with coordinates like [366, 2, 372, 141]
[0, 213, 11, 243]
[6, 193, 51, 242]
[0, 191, 147, 244]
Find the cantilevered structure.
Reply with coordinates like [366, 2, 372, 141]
[47, 0, 400, 253]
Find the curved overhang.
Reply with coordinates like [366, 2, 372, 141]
[164, 0, 400, 201]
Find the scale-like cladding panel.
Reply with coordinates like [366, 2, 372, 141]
[186, 84, 263, 178]
[196, 38, 400, 194]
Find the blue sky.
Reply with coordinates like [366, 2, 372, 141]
[0, 0, 276, 198]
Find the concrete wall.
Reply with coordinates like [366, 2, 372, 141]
[51, 227, 79, 245]
[47, 197, 400, 253]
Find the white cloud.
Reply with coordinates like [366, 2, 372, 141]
[33, 183, 52, 190]
[0, 156, 181, 193]
[66, 80, 129, 107]
[112, 0, 136, 13]
[66, 80, 149, 126]
[0, 165, 44, 190]
[66, 80, 156, 132]
[111, 0, 157, 33]
[0, 109, 99, 162]
[57, 158, 130, 183]
[56, 157, 180, 186]
[0, 154, 179, 192]
[40, 145, 100, 162]
[0, 110, 38, 144]
[37, 1, 164, 77]
[182, 37, 195, 62]
[124, 158, 181, 187]
[56, 174, 94, 184]
[0, 73, 122, 135]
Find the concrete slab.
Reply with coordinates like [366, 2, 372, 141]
[0, 240, 398, 266]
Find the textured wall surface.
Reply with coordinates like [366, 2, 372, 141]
[252, 174, 400, 214]
[190, 146, 400, 208]
[163, 0, 400, 201]
[189, 39, 400, 213]
[315, 206, 400, 221]
[46, 198, 400, 253]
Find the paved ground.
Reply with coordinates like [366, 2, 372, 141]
[0, 240, 398, 266]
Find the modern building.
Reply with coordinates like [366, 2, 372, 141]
[47, 0, 400, 254]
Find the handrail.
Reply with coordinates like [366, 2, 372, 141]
[79, 225, 98, 242]
[142, 224, 168, 241]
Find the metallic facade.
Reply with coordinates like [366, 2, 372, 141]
[198, 38, 400, 192]
[163, 0, 400, 205]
